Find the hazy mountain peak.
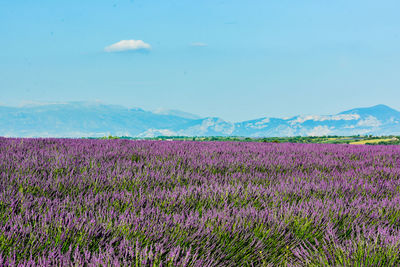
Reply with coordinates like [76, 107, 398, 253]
[152, 108, 202, 120]
[0, 103, 399, 137]
[339, 104, 399, 115]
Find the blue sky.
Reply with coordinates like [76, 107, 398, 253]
[0, 0, 400, 121]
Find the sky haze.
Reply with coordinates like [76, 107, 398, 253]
[1, 0, 400, 121]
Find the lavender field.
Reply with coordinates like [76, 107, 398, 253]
[1, 138, 400, 266]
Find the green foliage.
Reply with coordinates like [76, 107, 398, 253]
[84, 135, 400, 145]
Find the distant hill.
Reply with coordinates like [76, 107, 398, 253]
[152, 108, 202, 120]
[0, 102, 399, 137]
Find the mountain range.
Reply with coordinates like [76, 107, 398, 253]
[0, 102, 399, 137]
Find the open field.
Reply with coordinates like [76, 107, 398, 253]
[96, 135, 400, 145]
[1, 138, 400, 266]
[349, 138, 396, 145]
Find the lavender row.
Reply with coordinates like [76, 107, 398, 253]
[0, 137, 399, 266]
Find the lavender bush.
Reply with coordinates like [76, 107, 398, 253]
[0, 137, 399, 266]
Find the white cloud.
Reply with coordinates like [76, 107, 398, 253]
[357, 116, 381, 127]
[190, 42, 208, 47]
[179, 118, 235, 135]
[255, 118, 270, 125]
[246, 118, 271, 129]
[137, 129, 177, 138]
[290, 114, 360, 124]
[104, 40, 151, 52]
[307, 126, 332, 136]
